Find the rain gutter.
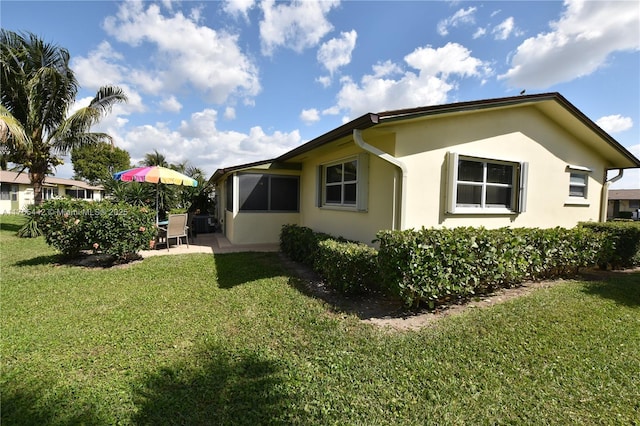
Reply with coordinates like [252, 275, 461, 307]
[600, 169, 624, 222]
[353, 129, 407, 231]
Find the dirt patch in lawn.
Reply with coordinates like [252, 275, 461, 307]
[281, 254, 639, 332]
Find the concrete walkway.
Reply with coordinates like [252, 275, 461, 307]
[140, 232, 280, 258]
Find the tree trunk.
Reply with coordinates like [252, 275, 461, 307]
[30, 170, 45, 206]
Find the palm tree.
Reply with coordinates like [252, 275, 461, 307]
[141, 150, 168, 167]
[0, 30, 127, 204]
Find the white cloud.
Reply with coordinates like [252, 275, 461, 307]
[473, 27, 487, 39]
[224, 107, 236, 120]
[72, 41, 125, 89]
[437, 7, 477, 36]
[317, 30, 357, 76]
[114, 108, 301, 176]
[596, 115, 633, 134]
[499, 0, 640, 89]
[259, 0, 339, 55]
[316, 75, 332, 88]
[333, 43, 489, 118]
[223, 0, 255, 21]
[101, 2, 260, 104]
[492, 17, 517, 40]
[159, 96, 182, 112]
[300, 108, 320, 124]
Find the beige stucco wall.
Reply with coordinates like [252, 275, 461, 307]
[216, 104, 622, 246]
[218, 170, 301, 245]
[387, 106, 606, 231]
[297, 141, 397, 244]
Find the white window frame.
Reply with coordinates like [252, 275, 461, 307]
[447, 152, 527, 215]
[318, 154, 369, 211]
[565, 165, 591, 206]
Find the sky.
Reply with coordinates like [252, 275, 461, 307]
[2, 0, 639, 189]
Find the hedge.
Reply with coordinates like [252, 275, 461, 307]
[314, 239, 380, 294]
[280, 224, 379, 294]
[35, 198, 156, 262]
[579, 221, 640, 269]
[376, 226, 608, 307]
[281, 223, 631, 308]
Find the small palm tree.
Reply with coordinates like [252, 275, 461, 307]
[0, 30, 127, 204]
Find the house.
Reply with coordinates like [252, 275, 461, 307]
[607, 189, 640, 220]
[209, 92, 640, 245]
[0, 170, 104, 213]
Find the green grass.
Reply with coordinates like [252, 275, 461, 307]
[2, 214, 639, 425]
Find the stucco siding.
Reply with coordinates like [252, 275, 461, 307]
[298, 143, 397, 243]
[394, 106, 605, 229]
[230, 212, 300, 244]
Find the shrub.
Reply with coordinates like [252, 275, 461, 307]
[377, 226, 608, 307]
[16, 205, 43, 238]
[36, 199, 156, 262]
[314, 239, 380, 294]
[579, 221, 640, 269]
[280, 224, 333, 266]
[616, 211, 633, 219]
[280, 224, 380, 295]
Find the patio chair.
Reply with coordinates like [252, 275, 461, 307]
[158, 213, 189, 251]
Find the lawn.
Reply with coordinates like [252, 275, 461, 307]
[1, 214, 639, 425]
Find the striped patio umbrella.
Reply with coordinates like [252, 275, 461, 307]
[113, 166, 198, 223]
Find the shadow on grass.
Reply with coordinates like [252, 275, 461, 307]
[0, 221, 23, 233]
[580, 270, 640, 307]
[1, 380, 109, 425]
[133, 345, 297, 424]
[13, 254, 62, 267]
[215, 252, 284, 289]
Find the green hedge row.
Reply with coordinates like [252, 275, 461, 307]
[579, 221, 640, 268]
[280, 224, 379, 294]
[282, 222, 640, 308]
[376, 226, 609, 307]
[35, 198, 156, 262]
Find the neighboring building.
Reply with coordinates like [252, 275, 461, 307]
[0, 170, 104, 213]
[209, 93, 640, 245]
[607, 189, 640, 220]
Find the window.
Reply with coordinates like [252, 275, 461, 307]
[630, 200, 640, 209]
[0, 183, 10, 201]
[66, 189, 88, 199]
[225, 176, 233, 212]
[238, 173, 299, 212]
[43, 187, 59, 200]
[569, 172, 588, 198]
[325, 160, 357, 206]
[319, 154, 369, 210]
[447, 153, 527, 214]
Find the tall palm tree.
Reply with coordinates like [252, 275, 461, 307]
[0, 30, 127, 204]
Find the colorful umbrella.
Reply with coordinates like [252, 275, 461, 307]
[113, 166, 198, 223]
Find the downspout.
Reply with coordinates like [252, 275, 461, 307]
[600, 169, 624, 222]
[353, 129, 407, 230]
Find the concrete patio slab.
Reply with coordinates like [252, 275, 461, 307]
[140, 232, 280, 258]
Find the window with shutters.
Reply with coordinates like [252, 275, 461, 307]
[447, 153, 527, 214]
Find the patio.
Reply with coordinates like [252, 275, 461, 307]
[141, 232, 280, 257]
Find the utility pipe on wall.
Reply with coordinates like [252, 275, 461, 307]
[600, 169, 624, 222]
[353, 129, 407, 230]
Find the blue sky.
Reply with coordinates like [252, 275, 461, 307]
[2, 0, 639, 188]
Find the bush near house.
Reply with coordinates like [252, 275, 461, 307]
[281, 224, 379, 294]
[35, 198, 156, 262]
[579, 221, 640, 269]
[314, 239, 380, 294]
[281, 224, 625, 308]
[376, 227, 608, 307]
